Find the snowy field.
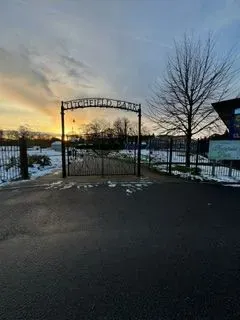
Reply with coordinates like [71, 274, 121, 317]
[0, 147, 62, 186]
[1, 146, 240, 186]
[27, 148, 240, 184]
[0, 145, 21, 183]
[118, 149, 240, 184]
[27, 148, 62, 179]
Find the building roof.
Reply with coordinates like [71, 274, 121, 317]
[51, 141, 61, 145]
[212, 98, 240, 127]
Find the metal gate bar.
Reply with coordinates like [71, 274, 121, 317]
[67, 138, 137, 176]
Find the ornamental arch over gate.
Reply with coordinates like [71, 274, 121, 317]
[61, 98, 142, 178]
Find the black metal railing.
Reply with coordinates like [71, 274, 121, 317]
[147, 138, 240, 181]
[0, 138, 29, 184]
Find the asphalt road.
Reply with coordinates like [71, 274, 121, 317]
[0, 178, 240, 319]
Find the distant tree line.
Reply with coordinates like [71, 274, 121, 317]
[0, 125, 60, 147]
[80, 117, 150, 139]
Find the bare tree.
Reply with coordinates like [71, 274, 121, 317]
[17, 125, 33, 139]
[4, 130, 18, 140]
[0, 129, 3, 142]
[129, 121, 149, 136]
[147, 34, 236, 166]
[82, 119, 110, 137]
[113, 117, 130, 137]
[33, 132, 51, 140]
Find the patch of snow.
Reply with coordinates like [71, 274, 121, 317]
[59, 182, 75, 190]
[154, 162, 240, 184]
[108, 183, 116, 188]
[224, 184, 240, 187]
[116, 149, 240, 184]
[45, 181, 63, 189]
[27, 148, 62, 181]
[121, 183, 132, 187]
[53, 171, 61, 175]
[0, 147, 62, 186]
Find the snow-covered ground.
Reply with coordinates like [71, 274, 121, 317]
[27, 148, 62, 179]
[118, 149, 240, 183]
[0, 147, 62, 186]
[0, 146, 21, 184]
[118, 149, 208, 164]
[1, 146, 240, 186]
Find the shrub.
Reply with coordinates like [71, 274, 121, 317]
[5, 156, 19, 171]
[173, 165, 201, 175]
[28, 155, 51, 167]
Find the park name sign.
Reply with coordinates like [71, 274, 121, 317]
[209, 140, 240, 160]
[232, 107, 240, 139]
[63, 98, 140, 113]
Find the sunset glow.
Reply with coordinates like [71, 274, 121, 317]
[0, 0, 239, 134]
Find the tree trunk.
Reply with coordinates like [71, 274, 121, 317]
[185, 134, 191, 167]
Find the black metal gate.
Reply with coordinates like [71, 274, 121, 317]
[66, 135, 137, 176]
[61, 98, 142, 178]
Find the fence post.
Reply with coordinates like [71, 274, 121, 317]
[67, 139, 70, 176]
[228, 161, 233, 177]
[169, 138, 173, 175]
[148, 137, 152, 168]
[101, 132, 104, 177]
[195, 139, 200, 174]
[61, 102, 66, 178]
[19, 137, 29, 180]
[166, 143, 169, 172]
[211, 160, 216, 177]
[137, 106, 142, 177]
[133, 136, 137, 175]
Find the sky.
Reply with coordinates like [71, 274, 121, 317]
[0, 0, 240, 134]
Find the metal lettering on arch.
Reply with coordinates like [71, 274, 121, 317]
[61, 97, 142, 178]
[62, 98, 140, 113]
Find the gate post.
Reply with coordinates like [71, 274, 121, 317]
[228, 160, 233, 177]
[101, 132, 104, 176]
[19, 137, 29, 180]
[169, 138, 173, 175]
[195, 139, 200, 174]
[137, 105, 142, 177]
[61, 101, 67, 178]
[133, 136, 137, 175]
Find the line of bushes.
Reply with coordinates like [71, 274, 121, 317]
[4, 155, 52, 171]
[172, 165, 201, 175]
[28, 155, 51, 167]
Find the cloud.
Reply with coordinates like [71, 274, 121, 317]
[0, 103, 34, 115]
[61, 55, 90, 70]
[0, 47, 54, 99]
[58, 55, 95, 88]
[0, 45, 110, 113]
[0, 0, 239, 133]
